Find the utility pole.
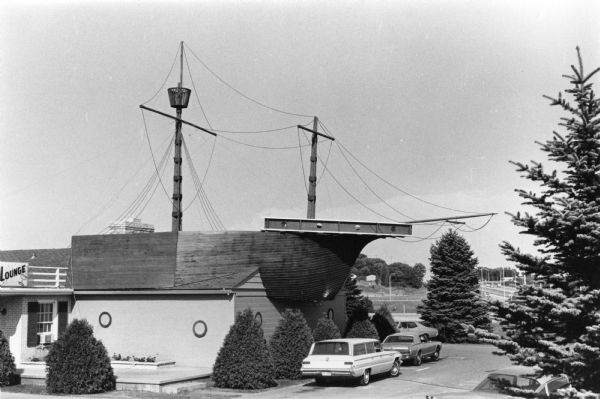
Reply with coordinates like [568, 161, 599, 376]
[297, 119, 335, 219]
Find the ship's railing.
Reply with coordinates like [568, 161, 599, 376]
[27, 266, 69, 288]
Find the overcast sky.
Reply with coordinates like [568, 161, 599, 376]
[1, 0, 599, 271]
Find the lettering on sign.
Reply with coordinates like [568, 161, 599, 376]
[0, 262, 28, 287]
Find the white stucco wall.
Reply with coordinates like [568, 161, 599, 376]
[71, 294, 235, 368]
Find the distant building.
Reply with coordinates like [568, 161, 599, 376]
[107, 217, 154, 234]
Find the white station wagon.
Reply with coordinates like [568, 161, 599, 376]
[300, 338, 402, 385]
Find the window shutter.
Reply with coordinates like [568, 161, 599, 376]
[27, 302, 38, 347]
[58, 301, 68, 337]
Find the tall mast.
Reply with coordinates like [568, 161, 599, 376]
[168, 41, 191, 232]
[306, 117, 319, 219]
[298, 117, 334, 219]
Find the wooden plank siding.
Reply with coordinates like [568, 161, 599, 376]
[70, 230, 375, 301]
[71, 232, 177, 289]
[235, 292, 347, 340]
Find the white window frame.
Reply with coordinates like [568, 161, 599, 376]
[36, 300, 58, 345]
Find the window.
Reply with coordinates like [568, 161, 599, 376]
[312, 342, 349, 355]
[365, 341, 376, 354]
[384, 335, 414, 343]
[27, 300, 68, 348]
[354, 343, 367, 355]
[37, 302, 56, 345]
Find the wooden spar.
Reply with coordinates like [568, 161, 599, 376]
[303, 118, 334, 219]
[405, 212, 497, 224]
[306, 117, 318, 219]
[139, 105, 217, 136]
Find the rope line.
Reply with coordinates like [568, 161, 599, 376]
[184, 43, 313, 118]
[141, 44, 180, 105]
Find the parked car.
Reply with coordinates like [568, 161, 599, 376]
[300, 338, 401, 385]
[396, 320, 438, 339]
[381, 332, 441, 366]
[428, 366, 571, 398]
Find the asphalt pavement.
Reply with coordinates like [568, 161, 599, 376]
[0, 344, 511, 399]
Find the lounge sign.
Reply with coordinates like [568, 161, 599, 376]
[0, 262, 28, 287]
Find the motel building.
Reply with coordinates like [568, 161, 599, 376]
[0, 218, 410, 376]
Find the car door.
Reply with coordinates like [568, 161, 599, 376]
[353, 343, 371, 375]
[374, 341, 395, 373]
[419, 334, 434, 356]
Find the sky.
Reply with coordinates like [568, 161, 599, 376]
[1, 0, 599, 272]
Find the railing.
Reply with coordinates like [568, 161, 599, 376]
[26, 266, 69, 288]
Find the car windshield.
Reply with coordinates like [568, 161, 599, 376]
[311, 342, 349, 355]
[383, 335, 413, 343]
[475, 374, 541, 393]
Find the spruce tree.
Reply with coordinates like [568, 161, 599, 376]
[496, 48, 600, 394]
[371, 304, 397, 341]
[269, 309, 313, 380]
[345, 319, 379, 340]
[312, 316, 342, 341]
[418, 230, 490, 342]
[0, 331, 17, 386]
[212, 308, 276, 389]
[45, 319, 116, 394]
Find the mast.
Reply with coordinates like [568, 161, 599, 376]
[168, 41, 191, 232]
[298, 118, 335, 219]
[307, 117, 319, 219]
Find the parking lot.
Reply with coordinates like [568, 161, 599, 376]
[233, 343, 512, 399]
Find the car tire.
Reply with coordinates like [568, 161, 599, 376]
[389, 359, 401, 377]
[431, 347, 441, 361]
[414, 352, 422, 366]
[359, 369, 371, 386]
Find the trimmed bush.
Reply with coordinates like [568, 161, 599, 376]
[345, 319, 379, 339]
[0, 331, 17, 386]
[313, 316, 342, 342]
[371, 304, 397, 341]
[269, 309, 313, 379]
[212, 308, 276, 389]
[46, 319, 115, 394]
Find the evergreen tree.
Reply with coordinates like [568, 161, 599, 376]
[312, 316, 342, 341]
[269, 309, 313, 380]
[371, 304, 397, 341]
[46, 319, 116, 394]
[0, 331, 17, 386]
[418, 230, 490, 342]
[496, 48, 600, 394]
[212, 308, 276, 389]
[345, 319, 379, 340]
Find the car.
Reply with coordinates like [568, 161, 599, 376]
[427, 366, 571, 398]
[382, 332, 441, 366]
[396, 320, 438, 339]
[300, 338, 402, 386]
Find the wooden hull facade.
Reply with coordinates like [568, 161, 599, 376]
[71, 231, 377, 301]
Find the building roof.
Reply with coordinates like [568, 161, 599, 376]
[0, 248, 71, 268]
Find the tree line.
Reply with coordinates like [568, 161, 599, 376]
[351, 254, 427, 289]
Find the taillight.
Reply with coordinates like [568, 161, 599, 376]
[302, 361, 310, 365]
[344, 361, 353, 365]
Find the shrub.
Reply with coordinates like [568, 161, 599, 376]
[313, 316, 342, 341]
[0, 331, 17, 386]
[212, 308, 276, 389]
[345, 319, 379, 339]
[269, 309, 313, 379]
[46, 319, 115, 394]
[371, 304, 397, 341]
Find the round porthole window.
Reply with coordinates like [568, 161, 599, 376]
[327, 308, 334, 320]
[193, 320, 207, 338]
[254, 312, 263, 327]
[99, 312, 112, 328]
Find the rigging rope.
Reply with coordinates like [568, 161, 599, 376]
[141, 110, 175, 206]
[141, 44, 180, 105]
[318, 120, 481, 215]
[183, 43, 313, 118]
